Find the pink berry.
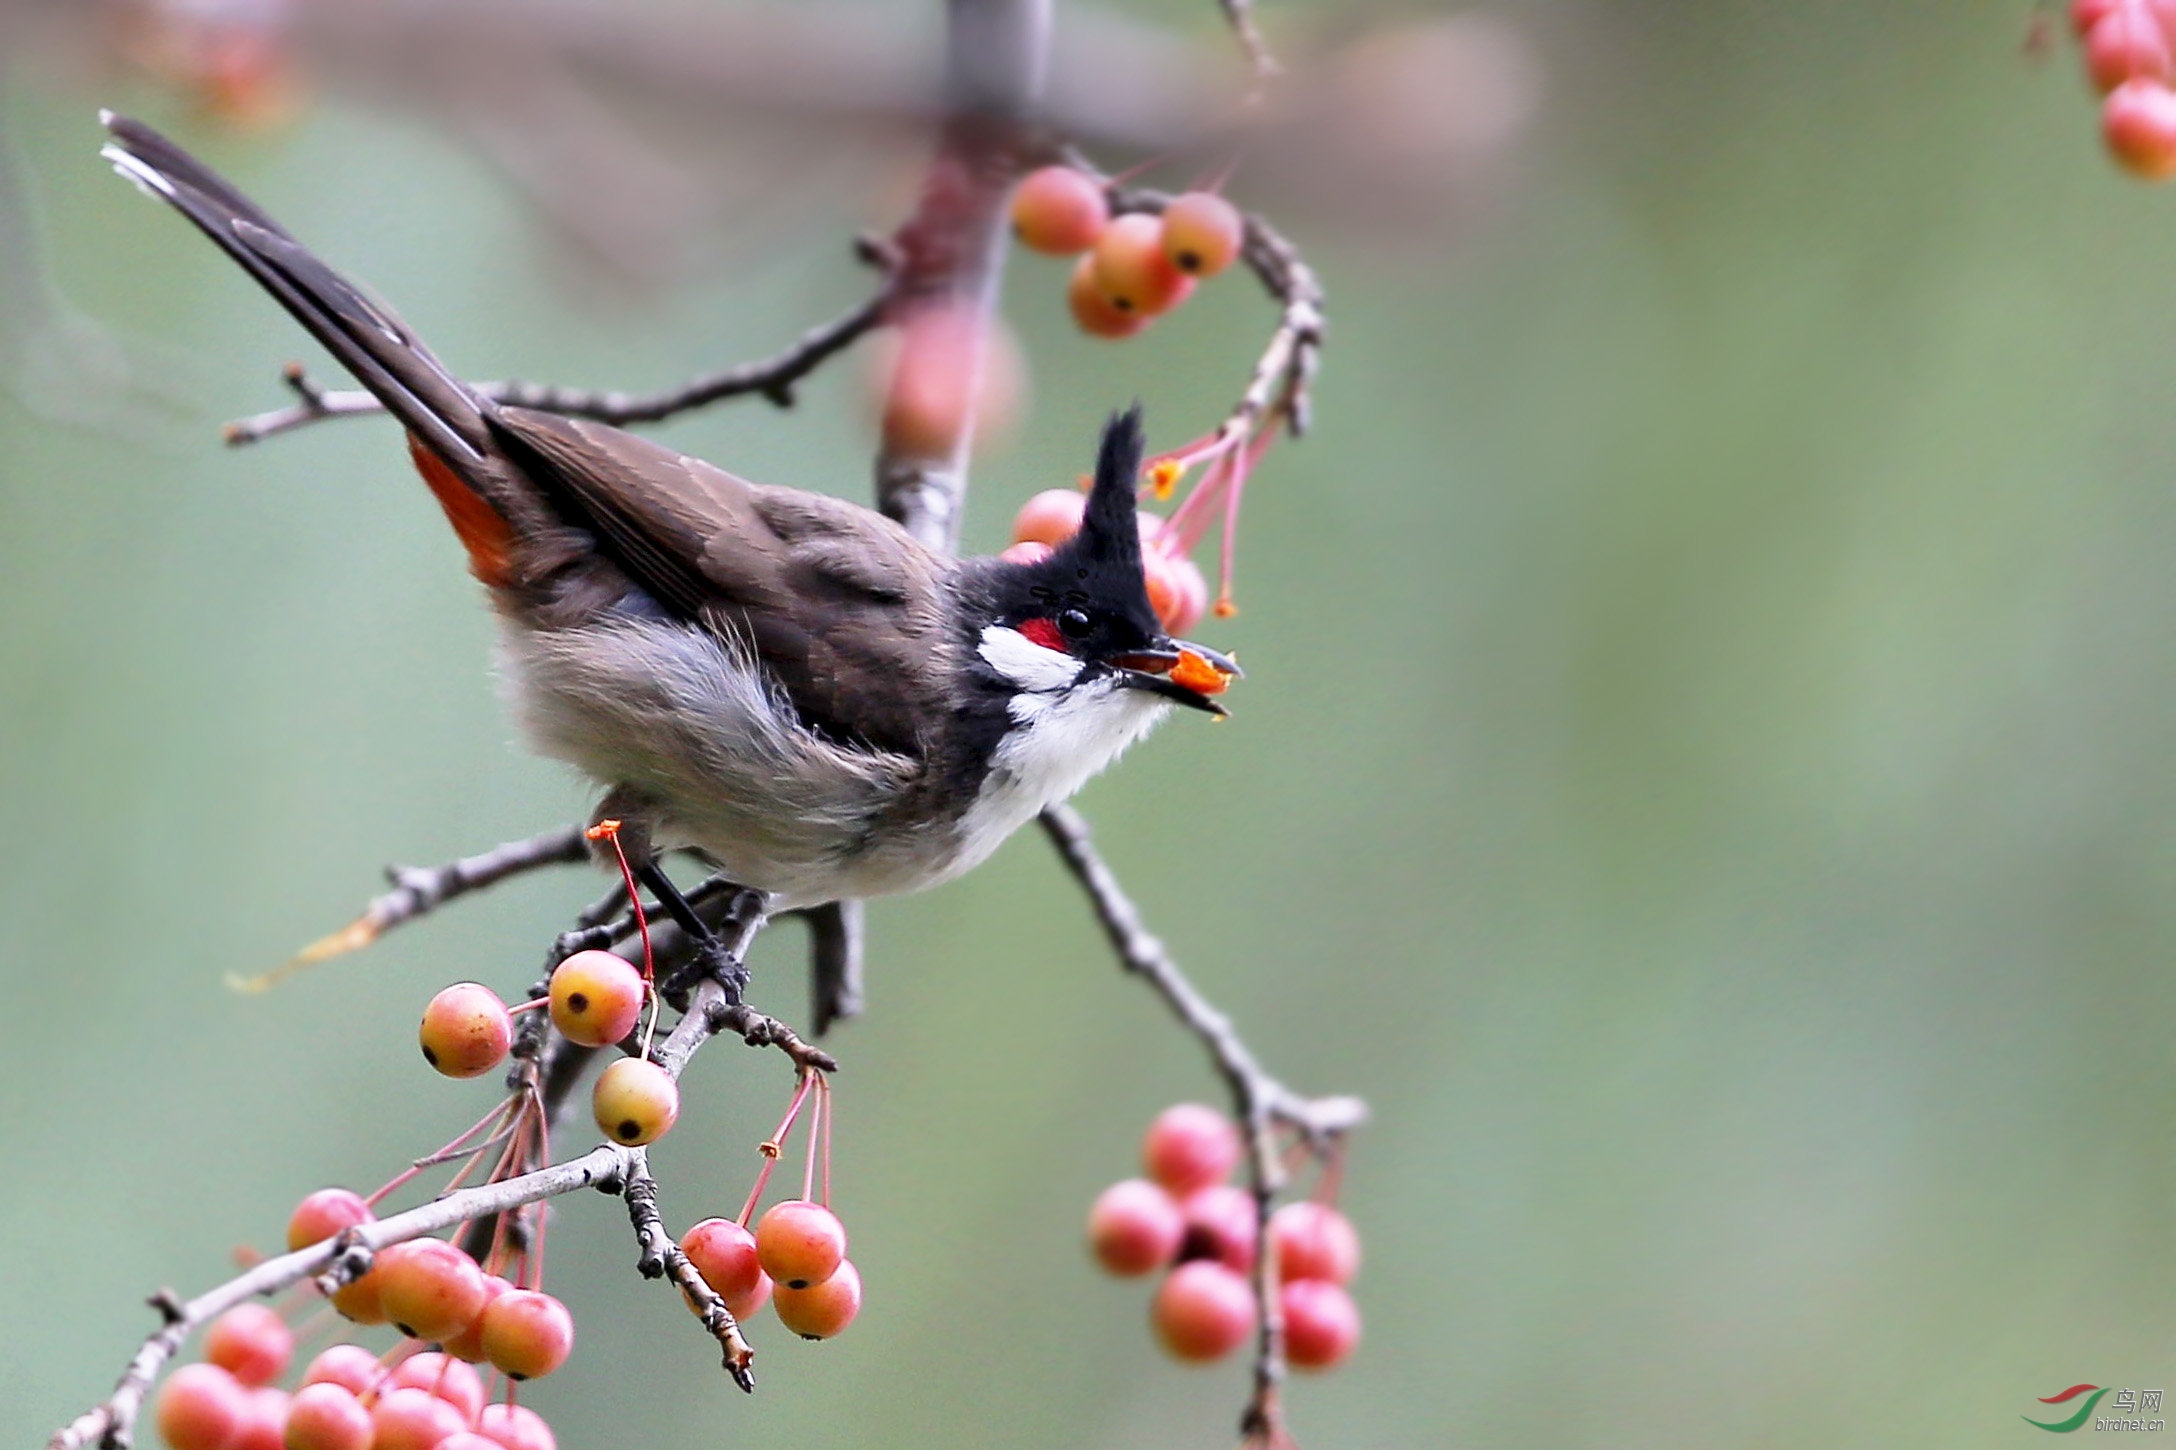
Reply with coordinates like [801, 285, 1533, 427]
[683, 1218, 771, 1318]
[299, 1344, 383, 1398]
[1142, 1103, 1241, 1195]
[1090, 213, 1194, 318]
[369, 1388, 467, 1450]
[438, 1435, 508, 1450]
[1067, 254, 1147, 338]
[154, 1363, 247, 1450]
[2105, 77, 2176, 177]
[231, 1389, 288, 1450]
[439, 1274, 512, 1364]
[772, 1257, 862, 1340]
[1143, 552, 1208, 636]
[418, 983, 512, 1079]
[592, 1058, 680, 1145]
[998, 540, 1054, 566]
[1159, 192, 1245, 277]
[755, 1200, 849, 1289]
[1152, 1260, 1255, 1362]
[287, 1188, 373, 1253]
[479, 1289, 575, 1380]
[204, 1302, 293, 1388]
[387, 1351, 484, 1420]
[476, 1404, 557, 1450]
[373, 1239, 487, 1342]
[1012, 487, 1087, 547]
[283, 1383, 373, 1450]
[1012, 166, 1110, 255]
[1268, 1202, 1361, 1286]
[2088, 5, 2174, 90]
[1087, 1179, 1184, 1276]
[1281, 1278, 1362, 1370]
[548, 950, 646, 1048]
[2075, 0, 2124, 36]
[1179, 1184, 1259, 1274]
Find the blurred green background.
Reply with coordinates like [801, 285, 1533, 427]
[7, 2, 2175, 1446]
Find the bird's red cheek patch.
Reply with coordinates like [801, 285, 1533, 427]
[1019, 617, 1068, 653]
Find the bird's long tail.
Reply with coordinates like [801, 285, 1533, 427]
[100, 111, 519, 584]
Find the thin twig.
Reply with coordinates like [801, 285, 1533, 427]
[241, 827, 590, 990]
[624, 1151, 756, 1390]
[222, 243, 901, 446]
[1038, 804, 1365, 1447]
[1214, 0, 1283, 97]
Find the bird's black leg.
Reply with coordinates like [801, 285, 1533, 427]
[639, 862, 763, 1007]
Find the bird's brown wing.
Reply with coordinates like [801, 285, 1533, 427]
[489, 407, 955, 756]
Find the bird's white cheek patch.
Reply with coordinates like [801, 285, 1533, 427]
[979, 624, 1085, 695]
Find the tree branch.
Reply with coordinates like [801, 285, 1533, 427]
[623, 1150, 756, 1390]
[1038, 804, 1366, 1446]
[221, 241, 900, 446]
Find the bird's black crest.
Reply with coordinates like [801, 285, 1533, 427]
[971, 406, 1164, 657]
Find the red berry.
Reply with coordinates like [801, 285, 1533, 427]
[2075, 0, 2124, 36]
[683, 1218, 772, 1317]
[287, 1188, 373, 1253]
[1067, 255, 1147, 338]
[998, 540, 1054, 565]
[328, 1265, 386, 1326]
[1143, 1104, 1242, 1196]
[299, 1345, 383, 1398]
[1012, 166, 1110, 255]
[439, 1435, 508, 1450]
[231, 1389, 288, 1450]
[1179, 1184, 1259, 1274]
[1087, 1179, 1184, 1276]
[369, 1388, 466, 1450]
[593, 1058, 680, 1144]
[418, 983, 512, 1079]
[1268, 1202, 1361, 1286]
[2088, 6, 2174, 90]
[373, 1239, 487, 1342]
[874, 307, 1023, 458]
[439, 1274, 512, 1364]
[1281, 1278, 1362, 1370]
[755, 1200, 849, 1289]
[772, 1257, 862, 1339]
[283, 1383, 373, 1450]
[479, 1289, 575, 1380]
[155, 1363, 247, 1450]
[476, 1404, 556, 1450]
[1012, 487, 1087, 547]
[1152, 1260, 1255, 1362]
[2105, 77, 2176, 176]
[1090, 213, 1194, 318]
[204, 1302, 293, 1388]
[1143, 552, 1208, 636]
[1159, 192, 1245, 277]
[548, 951, 645, 1048]
[387, 1352, 485, 1421]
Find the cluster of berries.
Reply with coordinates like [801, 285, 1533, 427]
[417, 949, 681, 1149]
[1005, 485, 1210, 638]
[1009, 166, 1247, 339]
[678, 1073, 862, 1340]
[153, 1188, 572, 1450]
[1086, 1104, 1361, 1371]
[2072, 0, 2176, 176]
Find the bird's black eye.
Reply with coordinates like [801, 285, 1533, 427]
[1057, 608, 1093, 640]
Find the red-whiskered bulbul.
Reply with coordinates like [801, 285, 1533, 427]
[99, 113, 1234, 937]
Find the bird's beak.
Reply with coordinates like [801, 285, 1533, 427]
[1109, 638, 1241, 716]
